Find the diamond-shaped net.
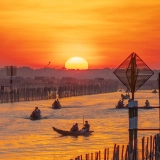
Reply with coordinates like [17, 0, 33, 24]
[113, 53, 154, 92]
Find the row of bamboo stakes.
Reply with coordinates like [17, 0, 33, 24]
[0, 85, 117, 103]
[70, 134, 160, 160]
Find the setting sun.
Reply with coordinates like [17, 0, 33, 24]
[65, 57, 88, 70]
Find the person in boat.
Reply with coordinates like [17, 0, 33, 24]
[56, 99, 60, 104]
[118, 100, 122, 105]
[145, 100, 150, 107]
[70, 123, 79, 132]
[30, 108, 39, 118]
[53, 99, 60, 108]
[125, 98, 132, 107]
[52, 99, 57, 108]
[117, 99, 124, 108]
[54, 99, 57, 105]
[81, 121, 90, 132]
[36, 107, 41, 116]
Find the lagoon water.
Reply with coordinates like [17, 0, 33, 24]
[0, 90, 159, 160]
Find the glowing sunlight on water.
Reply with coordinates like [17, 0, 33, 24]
[0, 90, 159, 160]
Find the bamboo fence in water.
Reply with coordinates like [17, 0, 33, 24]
[0, 84, 117, 103]
[70, 134, 160, 160]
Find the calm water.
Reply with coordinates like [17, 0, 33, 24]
[0, 90, 159, 160]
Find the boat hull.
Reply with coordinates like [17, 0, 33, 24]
[30, 115, 42, 120]
[116, 105, 126, 109]
[116, 105, 153, 109]
[52, 127, 94, 136]
[52, 102, 61, 109]
[140, 106, 153, 109]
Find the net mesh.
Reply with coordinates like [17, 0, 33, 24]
[113, 53, 154, 92]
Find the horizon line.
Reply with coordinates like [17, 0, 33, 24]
[0, 66, 159, 71]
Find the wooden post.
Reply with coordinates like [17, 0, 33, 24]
[142, 137, 145, 160]
[107, 148, 109, 160]
[133, 106, 138, 160]
[95, 152, 98, 160]
[150, 135, 152, 160]
[85, 154, 87, 160]
[104, 148, 106, 160]
[113, 144, 116, 160]
[117, 145, 119, 160]
[125, 145, 129, 160]
[153, 135, 156, 160]
[121, 145, 124, 160]
[91, 153, 93, 160]
[129, 108, 134, 150]
[98, 151, 101, 160]
[129, 53, 136, 150]
[146, 137, 149, 160]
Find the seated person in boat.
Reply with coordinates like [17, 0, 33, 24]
[36, 107, 41, 116]
[53, 99, 61, 107]
[117, 100, 124, 108]
[30, 107, 41, 118]
[52, 100, 57, 107]
[125, 98, 132, 107]
[84, 121, 90, 131]
[56, 99, 60, 105]
[30, 108, 37, 117]
[81, 121, 90, 132]
[30, 108, 38, 118]
[70, 123, 79, 132]
[145, 100, 150, 107]
[53, 99, 57, 105]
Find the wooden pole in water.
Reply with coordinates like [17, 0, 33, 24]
[104, 148, 106, 160]
[129, 53, 136, 150]
[121, 145, 124, 160]
[142, 137, 145, 160]
[91, 153, 93, 160]
[98, 150, 101, 160]
[150, 135, 152, 160]
[83, 116, 84, 126]
[107, 148, 109, 160]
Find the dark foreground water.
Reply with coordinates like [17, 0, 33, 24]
[0, 90, 159, 160]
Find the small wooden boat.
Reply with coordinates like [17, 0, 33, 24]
[52, 100, 61, 109]
[139, 106, 153, 109]
[152, 89, 157, 93]
[116, 104, 153, 110]
[52, 127, 94, 136]
[115, 104, 126, 109]
[30, 111, 42, 120]
[30, 114, 42, 120]
[116, 100, 126, 109]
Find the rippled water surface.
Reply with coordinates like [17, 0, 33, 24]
[0, 90, 159, 160]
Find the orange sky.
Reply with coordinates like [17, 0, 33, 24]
[0, 0, 160, 69]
